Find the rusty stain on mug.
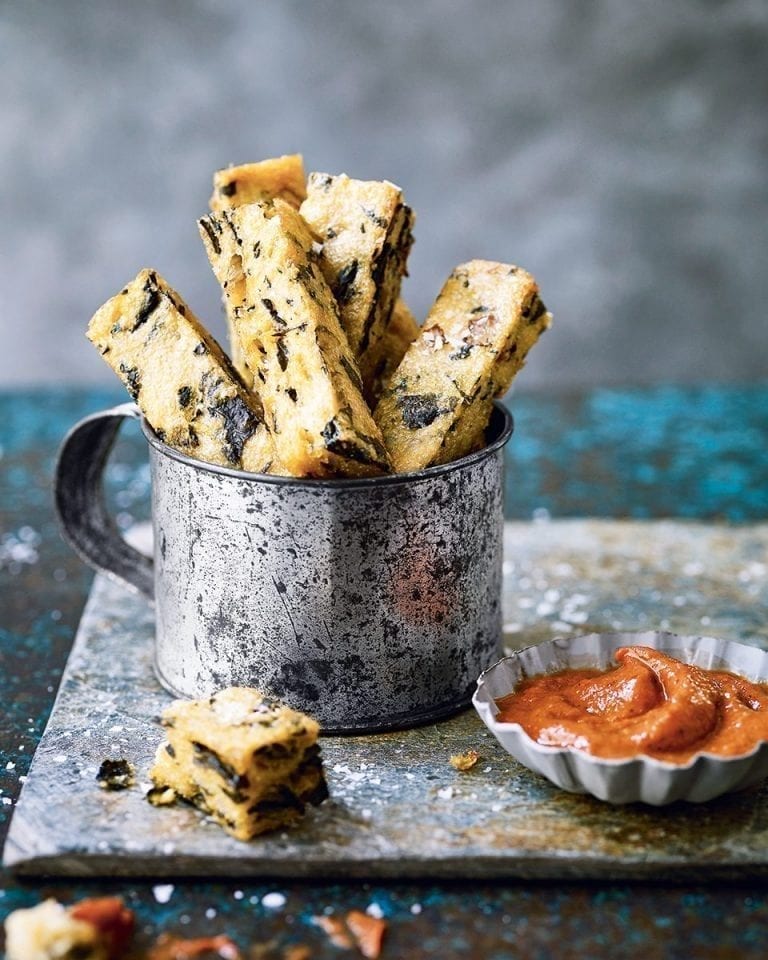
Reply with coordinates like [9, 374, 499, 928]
[55, 402, 513, 733]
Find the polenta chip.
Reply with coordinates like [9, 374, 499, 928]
[374, 260, 551, 472]
[199, 200, 391, 478]
[209, 155, 308, 385]
[300, 173, 414, 402]
[87, 269, 279, 473]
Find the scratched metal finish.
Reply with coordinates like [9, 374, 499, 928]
[5, 518, 768, 880]
[150, 421, 505, 731]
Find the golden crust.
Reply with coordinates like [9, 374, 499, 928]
[87, 269, 278, 473]
[210, 155, 306, 213]
[148, 688, 327, 841]
[159, 686, 319, 770]
[199, 200, 391, 478]
[365, 298, 420, 404]
[374, 260, 551, 472]
[300, 173, 414, 401]
[209, 155, 308, 386]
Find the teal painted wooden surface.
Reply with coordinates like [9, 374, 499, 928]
[1, 385, 767, 958]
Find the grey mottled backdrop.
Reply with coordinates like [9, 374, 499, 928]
[1, 0, 766, 389]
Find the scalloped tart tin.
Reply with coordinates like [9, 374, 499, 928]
[473, 631, 768, 805]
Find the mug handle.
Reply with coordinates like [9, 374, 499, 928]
[54, 403, 154, 599]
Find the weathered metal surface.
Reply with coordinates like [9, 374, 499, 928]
[5, 518, 768, 880]
[54, 403, 511, 732]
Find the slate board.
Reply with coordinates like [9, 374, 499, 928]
[5, 519, 768, 880]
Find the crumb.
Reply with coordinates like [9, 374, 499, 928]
[449, 749, 480, 772]
[147, 785, 177, 806]
[313, 912, 387, 958]
[312, 915, 354, 950]
[70, 897, 134, 956]
[96, 758, 135, 791]
[346, 911, 387, 959]
[4, 897, 135, 960]
[146, 932, 242, 959]
[282, 947, 311, 960]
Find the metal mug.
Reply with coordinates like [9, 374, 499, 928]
[55, 401, 513, 733]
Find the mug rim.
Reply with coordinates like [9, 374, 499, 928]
[140, 400, 514, 488]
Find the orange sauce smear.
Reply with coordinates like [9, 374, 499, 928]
[495, 645, 768, 762]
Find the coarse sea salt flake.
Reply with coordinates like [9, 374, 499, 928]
[262, 892, 287, 909]
[153, 884, 174, 904]
[563, 611, 588, 624]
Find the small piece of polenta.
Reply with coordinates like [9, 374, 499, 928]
[148, 687, 328, 842]
[374, 260, 551, 473]
[199, 200, 391, 478]
[87, 269, 278, 473]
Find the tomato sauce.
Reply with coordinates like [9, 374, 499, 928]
[495, 645, 768, 762]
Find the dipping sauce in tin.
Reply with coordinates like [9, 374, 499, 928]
[496, 645, 768, 763]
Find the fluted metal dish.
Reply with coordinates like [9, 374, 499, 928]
[473, 631, 768, 805]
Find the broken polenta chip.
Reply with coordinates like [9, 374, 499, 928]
[87, 269, 279, 473]
[148, 687, 328, 841]
[209, 155, 307, 386]
[374, 260, 551, 472]
[198, 200, 391, 478]
[210, 154, 306, 213]
[300, 172, 414, 403]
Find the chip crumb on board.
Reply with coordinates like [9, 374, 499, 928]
[450, 749, 480, 772]
[96, 758, 135, 791]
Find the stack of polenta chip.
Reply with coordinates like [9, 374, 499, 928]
[87, 153, 551, 477]
[148, 687, 328, 841]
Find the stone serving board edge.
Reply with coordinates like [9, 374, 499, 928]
[5, 519, 768, 879]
